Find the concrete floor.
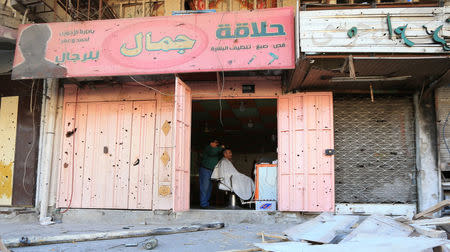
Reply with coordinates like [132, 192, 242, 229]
[0, 209, 307, 251]
[2, 222, 294, 252]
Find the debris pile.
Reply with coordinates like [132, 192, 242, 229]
[246, 201, 450, 252]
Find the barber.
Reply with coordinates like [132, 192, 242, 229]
[199, 139, 224, 209]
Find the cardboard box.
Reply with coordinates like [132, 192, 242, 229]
[256, 200, 277, 211]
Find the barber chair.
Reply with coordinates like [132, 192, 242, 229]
[217, 175, 255, 209]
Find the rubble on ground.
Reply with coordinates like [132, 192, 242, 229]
[242, 201, 450, 252]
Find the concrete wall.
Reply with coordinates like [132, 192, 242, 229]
[414, 93, 440, 212]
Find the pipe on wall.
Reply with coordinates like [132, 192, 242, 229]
[35, 80, 48, 208]
[295, 0, 300, 62]
[48, 85, 64, 208]
[38, 78, 59, 225]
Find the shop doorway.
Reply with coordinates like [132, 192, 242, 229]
[172, 77, 336, 212]
[190, 99, 278, 209]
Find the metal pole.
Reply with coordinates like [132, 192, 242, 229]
[76, 0, 79, 20]
[88, 0, 91, 20]
[4, 223, 225, 248]
[98, 0, 103, 19]
[38, 79, 59, 225]
[295, 0, 300, 61]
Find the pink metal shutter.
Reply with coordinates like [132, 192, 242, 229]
[173, 77, 192, 212]
[277, 92, 334, 212]
[129, 101, 157, 209]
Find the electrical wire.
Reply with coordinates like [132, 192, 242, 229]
[127, 75, 224, 97]
[219, 71, 225, 127]
[129, 75, 174, 96]
[22, 79, 37, 195]
[443, 112, 450, 156]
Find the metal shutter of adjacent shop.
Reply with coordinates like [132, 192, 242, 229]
[334, 95, 417, 204]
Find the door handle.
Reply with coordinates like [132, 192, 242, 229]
[325, 149, 335, 156]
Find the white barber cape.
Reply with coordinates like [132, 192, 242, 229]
[211, 158, 255, 201]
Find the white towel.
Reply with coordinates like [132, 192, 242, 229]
[211, 158, 255, 201]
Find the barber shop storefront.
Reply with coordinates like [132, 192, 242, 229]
[12, 7, 336, 214]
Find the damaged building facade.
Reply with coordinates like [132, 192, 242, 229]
[0, 0, 448, 224]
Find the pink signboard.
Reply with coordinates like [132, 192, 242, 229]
[12, 7, 294, 79]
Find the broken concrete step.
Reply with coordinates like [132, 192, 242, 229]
[254, 235, 448, 252]
[342, 214, 414, 242]
[283, 212, 359, 244]
[410, 217, 450, 226]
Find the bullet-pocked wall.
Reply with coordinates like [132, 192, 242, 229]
[57, 82, 175, 210]
[334, 95, 417, 204]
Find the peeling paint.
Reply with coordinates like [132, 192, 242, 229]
[0, 96, 19, 206]
[158, 185, 171, 197]
[0, 162, 13, 204]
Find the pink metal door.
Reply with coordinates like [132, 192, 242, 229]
[278, 92, 334, 212]
[129, 101, 157, 209]
[173, 77, 192, 212]
[58, 100, 156, 209]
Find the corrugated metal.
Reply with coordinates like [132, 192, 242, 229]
[296, 58, 450, 92]
[436, 85, 450, 171]
[334, 95, 417, 203]
[354, 58, 450, 80]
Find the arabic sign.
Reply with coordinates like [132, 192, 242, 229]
[299, 7, 450, 54]
[12, 7, 294, 79]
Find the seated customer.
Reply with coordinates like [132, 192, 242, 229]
[211, 149, 255, 201]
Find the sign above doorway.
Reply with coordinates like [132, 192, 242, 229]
[12, 7, 295, 80]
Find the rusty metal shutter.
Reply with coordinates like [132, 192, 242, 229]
[334, 95, 417, 203]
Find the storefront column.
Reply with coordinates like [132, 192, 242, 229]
[36, 78, 60, 224]
[414, 92, 440, 212]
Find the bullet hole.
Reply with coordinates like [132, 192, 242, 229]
[66, 128, 77, 137]
[103, 146, 108, 154]
[64, 163, 69, 168]
[65, 152, 68, 155]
